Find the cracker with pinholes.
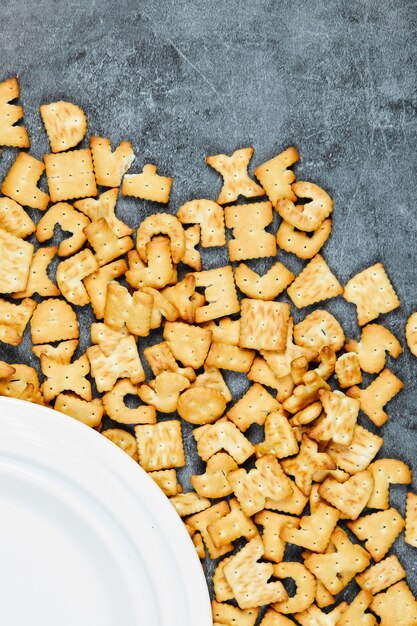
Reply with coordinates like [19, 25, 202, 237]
[261, 319, 318, 379]
[271, 561, 316, 614]
[335, 352, 363, 388]
[181, 225, 201, 270]
[254, 146, 299, 205]
[211, 601, 259, 626]
[163, 321, 212, 369]
[213, 556, 234, 602]
[44, 148, 97, 203]
[336, 590, 375, 626]
[122, 164, 172, 203]
[104, 282, 153, 337]
[36, 202, 90, 257]
[295, 602, 348, 625]
[177, 386, 226, 425]
[135, 420, 185, 472]
[193, 420, 255, 464]
[356, 554, 406, 595]
[87, 334, 145, 392]
[136, 213, 185, 264]
[234, 261, 294, 300]
[41, 353, 91, 403]
[0, 297, 36, 346]
[32, 339, 78, 364]
[30, 298, 78, 345]
[239, 299, 290, 352]
[187, 501, 234, 560]
[281, 435, 335, 496]
[277, 218, 332, 259]
[260, 610, 295, 626]
[144, 341, 195, 381]
[347, 507, 405, 562]
[314, 347, 337, 382]
[309, 389, 359, 445]
[254, 511, 298, 563]
[370, 581, 417, 626]
[75, 188, 132, 237]
[202, 316, 240, 345]
[223, 536, 287, 609]
[102, 379, 156, 425]
[56, 248, 99, 305]
[191, 366, 232, 402]
[170, 492, 211, 517]
[191, 265, 240, 322]
[225, 201, 276, 261]
[276, 181, 333, 231]
[206, 147, 264, 205]
[367, 459, 412, 510]
[0, 76, 30, 147]
[406, 312, 417, 357]
[227, 455, 294, 517]
[281, 502, 340, 553]
[207, 498, 258, 548]
[54, 393, 103, 428]
[102, 428, 138, 461]
[2, 152, 49, 210]
[40, 101, 87, 153]
[282, 371, 330, 414]
[0, 197, 36, 239]
[255, 410, 299, 459]
[327, 424, 383, 474]
[162, 274, 200, 324]
[319, 471, 374, 520]
[138, 372, 190, 413]
[347, 367, 403, 426]
[294, 309, 345, 352]
[287, 254, 343, 308]
[289, 400, 322, 427]
[177, 199, 226, 247]
[126, 238, 176, 290]
[227, 383, 279, 432]
[90, 323, 129, 356]
[148, 469, 182, 497]
[83, 259, 127, 320]
[345, 323, 402, 373]
[0, 363, 41, 401]
[405, 492, 417, 548]
[83, 217, 133, 266]
[90, 136, 135, 187]
[344, 262, 400, 325]
[205, 342, 255, 373]
[0, 226, 34, 293]
[190, 452, 238, 499]
[143, 287, 179, 329]
[13, 246, 60, 299]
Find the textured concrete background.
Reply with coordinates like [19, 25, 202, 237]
[1, 0, 417, 621]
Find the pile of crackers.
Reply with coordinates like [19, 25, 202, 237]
[1, 75, 417, 626]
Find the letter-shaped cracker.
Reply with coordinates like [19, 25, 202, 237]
[36, 202, 90, 256]
[326, 424, 383, 474]
[90, 323, 129, 356]
[102, 379, 156, 425]
[162, 274, 200, 324]
[40, 101, 87, 153]
[122, 164, 172, 203]
[287, 254, 343, 308]
[211, 601, 259, 626]
[41, 353, 92, 403]
[13, 246, 60, 299]
[345, 323, 402, 373]
[206, 147, 264, 205]
[144, 341, 195, 380]
[406, 312, 417, 357]
[32, 340, 78, 364]
[182, 225, 201, 270]
[190, 453, 237, 499]
[56, 249, 99, 305]
[294, 310, 345, 352]
[0, 227, 34, 293]
[74, 188, 133, 237]
[259, 609, 294, 625]
[192, 266, 240, 322]
[234, 262, 294, 301]
[142, 287, 178, 329]
[44, 148, 97, 203]
[83, 259, 128, 320]
[294, 603, 348, 626]
[54, 394, 103, 428]
[177, 199, 225, 247]
[90, 136, 135, 187]
[276, 181, 333, 232]
[202, 317, 240, 346]
[336, 590, 376, 626]
[205, 342, 255, 373]
[227, 455, 294, 516]
[254, 511, 298, 563]
[0, 297, 36, 346]
[164, 321, 212, 369]
[255, 411, 299, 459]
[304, 527, 370, 594]
[309, 389, 359, 445]
[135, 420, 185, 472]
[104, 281, 153, 337]
[344, 262, 400, 326]
[148, 469, 181, 497]
[0, 76, 30, 148]
[370, 581, 417, 626]
[282, 371, 330, 414]
[355, 555, 406, 595]
[138, 372, 190, 413]
[281, 502, 340, 553]
[367, 459, 412, 510]
[227, 383, 280, 432]
[169, 492, 211, 517]
[347, 508, 405, 562]
[225, 201, 276, 261]
[271, 562, 316, 614]
[193, 420, 255, 464]
[281, 435, 335, 496]
[347, 368, 403, 426]
[319, 471, 374, 520]
[239, 299, 290, 352]
[207, 499, 258, 548]
[254, 146, 299, 206]
[0, 197, 36, 238]
[277, 218, 332, 259]
[102, 428, 138, 460]
[84, 217, 133, 266]
[187, 501, 233, 559]
[405, 492, 417, 548]
[223, 536, 287, 609]
[2, 153, 49, 210]
[136, 213, 185, 264]
[335, 353, 363, 388]
[30, 298, 78, 345]
[126, 238, 176, 290]
[177, 386, 226, 424]
[87, 334, 145, 392]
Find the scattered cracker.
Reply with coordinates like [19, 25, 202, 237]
[347, 507, 405, 562]
[327, 424, 383, 474]
[265, 477, 309, 516]
[345, 323, 402, 373]
[367, 459, 412, 510]
[295, 603, 347, 626]
[194, 420, 255, 464]
[30, 298, 78, 345]
[347, 368, 403, 426]
[83, 217, 133, 266]
[54, 393, 103, 428]
[211, 600, 259, 626]
[276, 181, 333, 231]
[207, 498, 258, 547]
[260, 610, 295, 625]
[281, 434, 335, 496]
[102, 428, 138, 461]
[44, 148, 97, 202]
[41, 353, 91, 403]
[227, 383, 280, 432]
[206, 147, 264, 205]
[126, 238, 176, 290]
[255, 410, 299, 459]
[213, 556, 235, 602]
[336, 590, 375, 626]
[83, 259, 128, 319]
[135, 420, 185, 471]
[370, 581, 417, 626]
[0, 226, 34, 293]
[281, 502, 340, 552]
[75, 188, 133, 237]
[248, 356, 283, 390]
[277, 218, 332, 259]
[294, 310, 345, 352]
[90, 136, 135, 187]
[192, 366, 232, 403]
[261, 319, 318, 379]
[148, 469, 181, 497]
[335, 353, 363, 388]
[235, 261, 294, 301]
[272, 561, 316, 614]
[32, 339, 78, 364]
[163, 321, 212, 369]
[192, 266, 240, 322]
[104, 282, 153, 337]
[406, 312, 417, 357]
[162, 274, 200, 323]
[254, 146, 299, 205]
[190, 452, 238, 499]
[0, 363, 41, 401]
[239, 299, 290, 352]
[122, 163, 172, 203]
[87, 334, 145, 392]
[177, 386, 226, 425]
[182, 225, 201, 270]
[0, 76, 30, 147]
[138, 372, 190, 413]
[187, 501, 234, 559]
[225, 201, 276, 261]
[344, 262, 400, 326]
[282, 371, 330, 414]
[90, 322, 129, 356]
[170, 492, 211, 517]
[56, 248, 99, 305]
[13, 246, 60, 299]
[2, 152, 49, 210]
[36, 202, 89, 257]
[254, 510, 298, 563]
[136, 213, 185, 264]
[319, 471, 374, 520]
[287, 254, 343, 308]
[0, 197, 36, 238]
[177, 199, 225, 247]
[201, 317, 240, 346]
[0, 297, 36, 346]
[205, 342, 255, 373]
[102, 379, 156, 425]
[144, 341, 195, 381]
[309, 389, 359, 445]
[356, 554, 406, 595]
[405, 492, 417, 548]
[40, 101, 87, 152]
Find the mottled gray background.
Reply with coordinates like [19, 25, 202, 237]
[1, 0, 417, 622]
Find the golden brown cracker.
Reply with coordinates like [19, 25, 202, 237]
[90, 322, 129, 356]
[281, 502, 340, 553]
[345, 323, 402, 373]
[347, 368, 403, 426]
[205, 342, 255, 373]
[247, 356, 283, 390]
[406, 312, 417, 357]
[32, 339, 78, 364]
[2, 152, 49, 210]
[138, 372, 190, 413]
[187, 501, 234, 559]
[54, 393, 103, 428]
[30, 298, 78, 344]
[294, 309, 345, 352]
[194, 420, 255, 464]
[271, 561, 316, 614]
[276, 181, 333, 231]
[0, 197, 36, 238]
[126, 239, 176, 290]
[102, 428, 138, 461]
[356, 555, 406, 595]
[143, 286, 179, 329]
[254, 146, 299, 205]
[90, 136, 135, 187]
[367, 459, 412, 510]
[102, 379, 156, 425]
[255, 410, 299, 459]
[281, 435, 335, 496]
[135, 420, 185, 471]
[144, 341, 195, 381]
[335, 352, 363, 388]
[74, 188, 132, 237]
[44, 148, 97, 202]
[40, 101, 87, 152]
[190, 452, 238, 499]
[336, 590, 375, 626]
[41, 353, 91, 403]
[122, 164, 172, 203]
[83, 259, 128, 319]
[344, 262, 400, 326]
[170, 492, 211, 517]
[148, 469, 181, 497]
[234, 262, 294, 300]
[227, 383, 280, 432]
[36, 202, 89, 257]
[282, 371, 330, 414]
[13, 246, 60, 299]
[347, 507, 405, 562]
[182, 224, 201, 270]
[0, 363, 40, 400]
[319, 471, 374, 520]
[295, 603, 347, 625]
[104, 282, 153, 337]
[206, 147, 264, 204]
[136, 213, 185, 264]
[287, 254, 343, 308]
[405, 492, 417, 548]
[207, 499, 258, 547]
[163, 321, 212, 369]
[177, 386, 226, 425]
[177, 199, 225, 247]
[370, 581, 417, 626]
[0, 297, 36, 346]
[56, 248, 99, 305]
[87, 334, 145, 392]
[192, 366, 232, 403]
[0, 76, 30, 147]
[259, 610, 294, 626]
[162, 274, 200, 324]
[309, 389, 359, 446]
[212, 600, 259, 626]
[213, 557, 235, 602]
[277, 218, 332, 259]
[225, 201, 276, 261]
[192, 266, 240, 322]
[261, 319, 318, 379]
[83, 217, 134, 266]
[0, 226, 34, 293]
[327, 424, 383, 474]
[254, 510, 298, 563]
[202, 317, 240, 346]
[239, 299, 290, 352]
[265, 476, 309, 516]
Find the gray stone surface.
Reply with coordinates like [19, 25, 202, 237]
[1, 0, 417, 621]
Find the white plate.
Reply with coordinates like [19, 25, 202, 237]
[0, 397, 212, 626]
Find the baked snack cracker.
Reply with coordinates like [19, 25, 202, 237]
[405, 492, 417, 548]
[344, 262, 400, 326]
[74, 188, 133, 237]
[345, 323, 402, 373]
[224, 201, 276, 261]
[0, 197, 36, 239]
[276, 181, 333, 232]
[0, 76, 30, 147]
[12, 246, 60, 299]
[287, 254, 343, 308]
[135, 420, 185, 471]
[36, 202, 89, 257]
[254, 146, 299, 205]
[277, 218, 332, 259]
[0, 226, 34, 293]
[90, 136, 135, 187]
[177, 199, 225, 247]
[234, 262, 294, 300]
[30, 298, 78, 344]
[239, 299, 290, 352]
[40, 101, 87, 152]
[122, 164, 172, 203]
[406, 312, 417, 357]
[0, 297, 36, 346]
[347, 368, 403, 426]
[206, 147, 264, 204]
[2, 152, 49, 210]
[347, 507, 405, 562]
[44, 148, 97, 202]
